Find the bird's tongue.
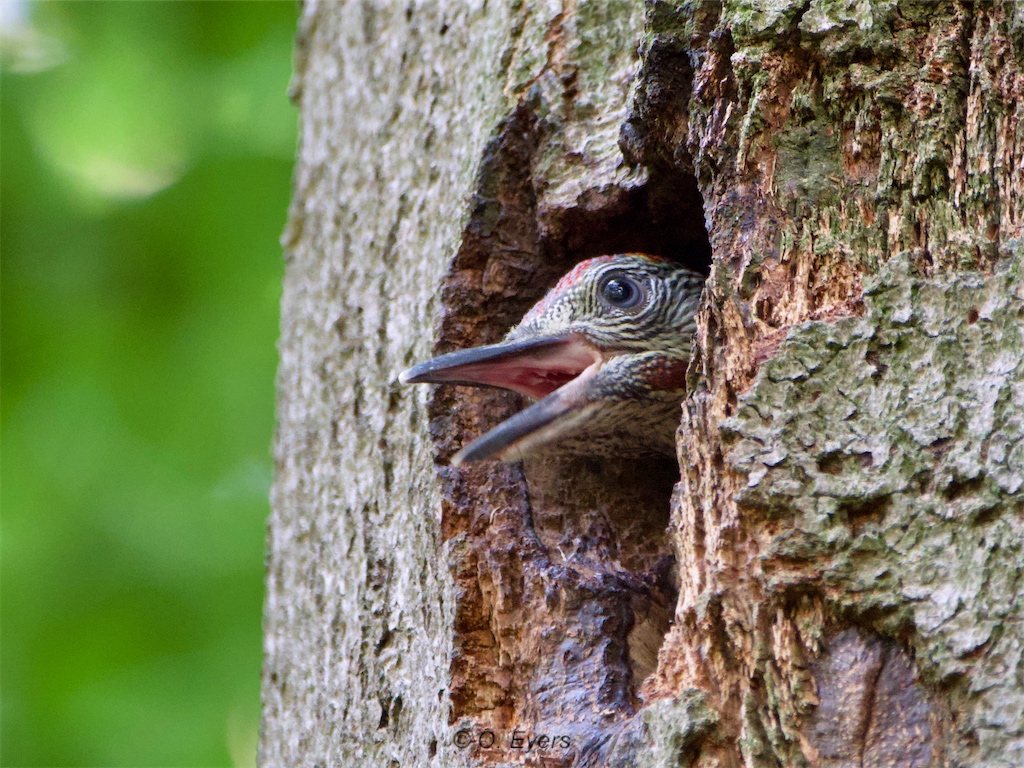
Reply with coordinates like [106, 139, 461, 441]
[475, 346, 596, 399]
[399, 334, 601, 400]
[450, 360, 602, 465]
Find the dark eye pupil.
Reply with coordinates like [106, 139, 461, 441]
[602, 278, 635, 305]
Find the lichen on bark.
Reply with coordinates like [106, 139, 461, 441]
[714, 254, 1024, 763]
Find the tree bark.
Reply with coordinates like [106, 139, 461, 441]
[261, 2, 1024, 767]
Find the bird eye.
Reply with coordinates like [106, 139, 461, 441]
[599, 274, 645, 310]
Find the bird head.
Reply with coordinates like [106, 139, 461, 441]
[400, 254, 704, 465]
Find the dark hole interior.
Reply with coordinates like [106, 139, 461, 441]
[556, 171, 712, 276]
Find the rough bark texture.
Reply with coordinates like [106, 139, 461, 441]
[262, 1, 1023, 767]
[635, 3, 1024, 767]
[260, 3, 513, 765]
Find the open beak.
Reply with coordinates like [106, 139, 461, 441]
[399, 334, 604, 465]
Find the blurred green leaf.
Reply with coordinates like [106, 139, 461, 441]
[1, 2, 296, 765]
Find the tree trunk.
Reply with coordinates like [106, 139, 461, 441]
[261, 2, 1024, 767]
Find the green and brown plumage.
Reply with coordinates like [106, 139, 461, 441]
[400, 254, 705, 465]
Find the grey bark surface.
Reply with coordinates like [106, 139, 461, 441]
[260, 3, 513, 765]
[262, 1, 1024, 767]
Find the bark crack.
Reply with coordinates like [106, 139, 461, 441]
[857, 644, 887, 768]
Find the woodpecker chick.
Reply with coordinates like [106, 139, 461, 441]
[400, 254, 704, 466]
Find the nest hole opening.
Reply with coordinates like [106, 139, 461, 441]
[431, 100, 711, 736]
[512, 167, 711, 692]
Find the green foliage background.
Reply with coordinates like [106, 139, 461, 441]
[1, 3, 297, 764]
